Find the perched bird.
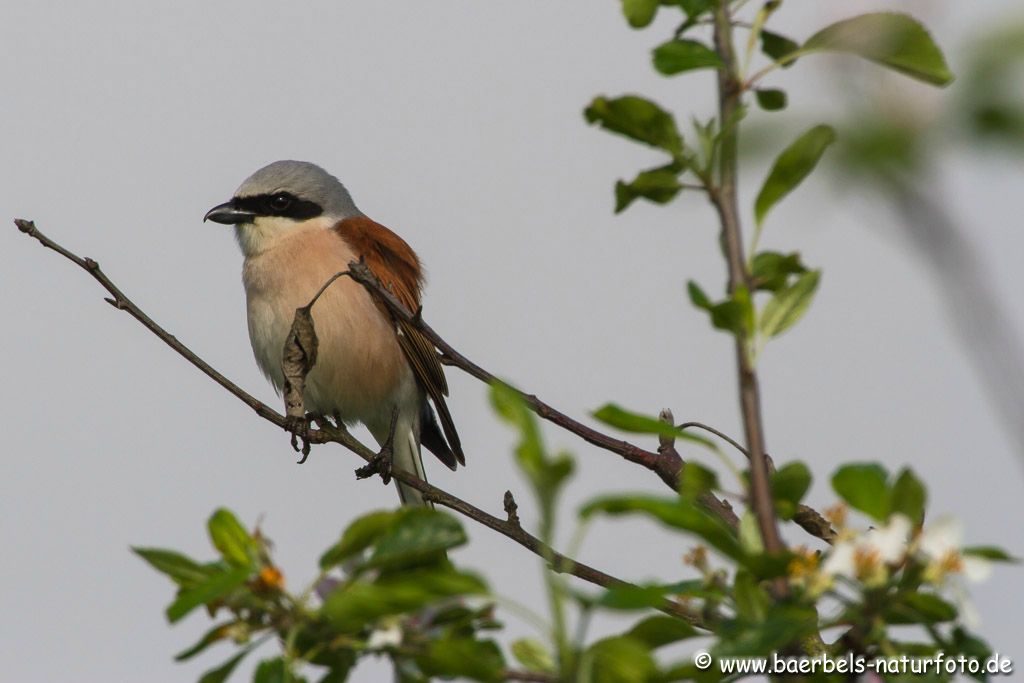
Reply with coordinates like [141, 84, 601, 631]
[204, 160, 463, 505]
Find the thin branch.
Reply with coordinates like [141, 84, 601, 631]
[710, 7, 785, 556]
[344, 261, 684, 489]
[14, 218, 705, 628]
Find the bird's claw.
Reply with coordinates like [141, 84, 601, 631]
[355, 441, 394, 485]
[285, 413, 318, 463]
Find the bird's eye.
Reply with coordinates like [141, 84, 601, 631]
[268, 193, 293, 211]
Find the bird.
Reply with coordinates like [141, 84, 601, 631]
[204, 160, 463, 506]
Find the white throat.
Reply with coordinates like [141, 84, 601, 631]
[234, 215, 337, 257]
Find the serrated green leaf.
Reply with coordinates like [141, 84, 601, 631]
[759, 270, 821, 338]
[679, 461, 719, 502]
[581, 495, 744, 561]
[621, 0, 659, 29]
[319, 510, 399, 570]
[253, 657, 288, 683]
[597, 579, 725, 611]
[712, 605, 818, 656]
[750, 251, 806, 292]
[890, 468, 927, 526]
[687, 280, 712, 310]
[321, 567, 487, 633]
[173, 621, 236, 662]
[832, 462, 891, 521]
[166, 565, 252, 624]
[962, 546, 1019, 563]
[418, 637, 505, 682]
[803, 12, 953, 86]
[132, 547, 216, 588]
[732, 571, 770, 622]
[770, 462, 811, 520]
[585, 636, 657, 683]
[755, 125, 836, 227]
[197, 641, 259, 683]
[738, 510, 764, 556]
[615, 165, 683, 213]
[207, 508, 257, 569]
[653, 39, 724, 75]
[510, 639, 556, 673]
[755, 88, 787, 111]
[591, 403, 715, 449]
[679, 0, 713, 20]
[761, 30, 799, 65]
[365, 509, 467, 571]
[886, 591, 957, 624]
[626, 616, 699, 649]
[585, 95, 683, 155]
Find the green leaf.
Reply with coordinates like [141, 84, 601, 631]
[253, 657, 288, 683]
[615, 165, 683, 213]
[174, 622, 236, 662]
[626, 616, 699, 649]
[679, 0, 713, 21]
[491, 381, 570, 499]
[713, 605, 818, 656]
[832, 462, 891, 521]
[770, 462, 811, 520]
[365, 509, 468, 571]
[418, 637, 505, 682]
[653, 39, 724, 75]
[885, 591, 957, 624]
[750, 251, 806, 292]
[321, 567, 487, 633]
[197, 642, 258, 683]
[581, 495, 744, 561]
[738, 510, 764, 556]
[591, 403, 715, 449]
[585, 636, 657, 683]
[755, 88, 787, 111]
[760, 30, 799, 65]
[621, 0, 659, 29]
[889, 468, 927, 526]
[686, 280, 712, 311]
[732, 571, 770, 622]
[319, 510, 399, 570]
[510, 639, 556, 673]
[759, 270, 821, 338]
[166, 565, 252, 624]
[962, 546, 1019, 563]
[207, 508, 257, 569]
[755, 125, 836, 227]
[585, 95, 683, 155]
[132, 547, 215, 588]
[596, 580, 724, 610]
[679, 461, 719, 501]
[803, 13, 953, 86]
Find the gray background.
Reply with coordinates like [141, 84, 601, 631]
[2, 1, 1021, 681]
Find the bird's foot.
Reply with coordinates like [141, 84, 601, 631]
[285, 413, 321, 464]
[354, 408, 399, 485]
[354, 443, 393, 485]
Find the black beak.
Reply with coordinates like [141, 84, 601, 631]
[204, 201, 256, 225]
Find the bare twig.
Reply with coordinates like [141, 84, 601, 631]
[14, 218, 705, 627]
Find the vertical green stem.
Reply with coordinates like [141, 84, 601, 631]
[710, 1, 786, 558]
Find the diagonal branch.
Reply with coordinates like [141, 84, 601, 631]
[13, 218, 705, 627]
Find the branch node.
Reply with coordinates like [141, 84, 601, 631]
[503, 490, 521, 528]
[658, 408, 677, 454]
[84, 257, 99, 271]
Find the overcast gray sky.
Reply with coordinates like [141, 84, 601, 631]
[3, 1, 1022, 681]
